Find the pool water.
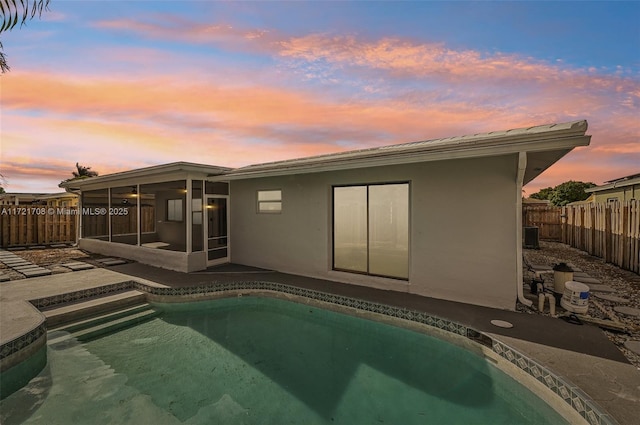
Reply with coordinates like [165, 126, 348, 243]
[1, 296, 568, 424]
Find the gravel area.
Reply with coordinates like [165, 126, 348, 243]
[523, 241, 640, 368]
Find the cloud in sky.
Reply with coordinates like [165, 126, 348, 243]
[1, 4, 638, 194]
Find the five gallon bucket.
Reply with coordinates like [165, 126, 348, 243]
[560, 281, 590, 314]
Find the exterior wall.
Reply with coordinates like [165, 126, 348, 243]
[592, 184, 640, 203]
[79, 238, 206, 272]
[230, 154, 519, 310]
[155, 190, 187, 247]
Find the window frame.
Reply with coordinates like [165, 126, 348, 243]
[332, 181, 410, 281]
[257, 189, 282, 214]
[167, 198, 184, 222]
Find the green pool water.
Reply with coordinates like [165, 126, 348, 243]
[1, 296, 568, 424]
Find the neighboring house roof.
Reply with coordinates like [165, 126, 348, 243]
[566, 194, 595, 206]
[60, 120, 591, 189]
[522, 198, 551, 205]
[585, 173, 640, 193]
[0, 192, 77, 200]
[603, 173, 640, 184]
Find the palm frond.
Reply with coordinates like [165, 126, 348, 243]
[0, 41, 8, 72]
[0, 0, 50, 33]
[0, 0, 50, 73]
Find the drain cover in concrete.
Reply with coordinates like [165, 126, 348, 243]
[490, 320, 514, 329]
[624, 340, 640, 356]
[613, 306, 640, 317]
[585, 284, 615, 293]
[572, 276, 602, 285]
[594, 293, 630, 303]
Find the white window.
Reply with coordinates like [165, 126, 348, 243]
[167, 199, 183, 221]
[257, 190, 282, 213]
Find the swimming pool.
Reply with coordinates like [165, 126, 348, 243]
[1, 296, 571, 424]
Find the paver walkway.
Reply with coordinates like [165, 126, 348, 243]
[0, 249, 51, 278]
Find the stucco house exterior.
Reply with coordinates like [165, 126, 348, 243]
[584, 173, 640, 203]
[60, 120, 591, 310]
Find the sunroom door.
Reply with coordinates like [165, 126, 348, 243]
[205, 195, 229, 266]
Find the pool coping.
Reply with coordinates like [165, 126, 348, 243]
[1, 279, 617, 425]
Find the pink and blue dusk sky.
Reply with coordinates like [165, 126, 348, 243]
[1, 1, 638, 195]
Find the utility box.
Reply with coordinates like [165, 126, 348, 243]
[523, 226, 540, 249]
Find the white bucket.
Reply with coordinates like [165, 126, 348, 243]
[560, 281, 590, 314]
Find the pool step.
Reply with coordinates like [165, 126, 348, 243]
[48, 304, 159, 344]
[68, 309, 158, 342]
[54, 303, 154, 333]
[44, 290, 148, 328]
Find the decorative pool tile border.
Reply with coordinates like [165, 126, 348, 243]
[0, 322, 46, 362]
[29, 281, 133, 310]
[1, 278, 616, 425]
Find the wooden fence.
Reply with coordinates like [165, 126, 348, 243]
[563, 200, 640, 274]
[522, 205, 563, 241]
[1, 208, 77, 247]
[0, 206, 156, 248]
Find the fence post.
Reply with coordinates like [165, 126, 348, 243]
[621, 202, 629, 270]
[604, 204, 611, 263]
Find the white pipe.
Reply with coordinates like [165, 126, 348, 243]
[517, 152, 533, 307]
[538, 293, 546, 312]
[546, 293, 556, 316]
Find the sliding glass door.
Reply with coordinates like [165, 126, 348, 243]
[333, 183, 409, 280]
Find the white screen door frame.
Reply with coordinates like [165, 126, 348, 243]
[204, 195, 229, 267]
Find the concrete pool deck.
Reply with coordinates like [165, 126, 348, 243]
[1, 264, 639, 424]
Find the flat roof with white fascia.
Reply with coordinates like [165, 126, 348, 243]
[218, 120, 590, 183]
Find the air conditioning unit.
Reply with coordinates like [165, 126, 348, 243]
[523, 226, 539, 249]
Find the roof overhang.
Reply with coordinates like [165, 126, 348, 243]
[59, 162, 231, 191]
[59, 121, 590, 189]
[215, 120, 590, 182]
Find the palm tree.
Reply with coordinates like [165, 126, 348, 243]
[0, 172, 6, 193]
[1, 0, 50, 72]
[72, 162, 99, 179]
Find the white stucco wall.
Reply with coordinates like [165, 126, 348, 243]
[229, 154, 519, 310]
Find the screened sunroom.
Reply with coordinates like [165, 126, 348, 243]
[61, 163, 231, 272]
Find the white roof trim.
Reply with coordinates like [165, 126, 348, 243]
[60, 162, 231, 189]
[220, 120, 590, 180]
